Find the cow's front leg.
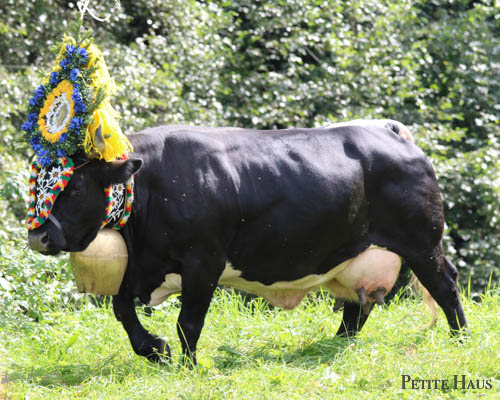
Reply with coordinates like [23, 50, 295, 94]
[113, 294, 171, 362]
[176, 256, 220, 365]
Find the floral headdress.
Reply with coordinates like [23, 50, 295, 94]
[22, 18, 131, 166]
[23, 4, 135, 231]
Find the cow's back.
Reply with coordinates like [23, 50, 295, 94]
[127, 124, 427, 282]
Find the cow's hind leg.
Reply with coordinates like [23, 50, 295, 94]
[335, 301, 373, 337]
[408, 248, 467, 334]
[113, 294, 171, 362]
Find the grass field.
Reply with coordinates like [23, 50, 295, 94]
[1, 288, 498, 399]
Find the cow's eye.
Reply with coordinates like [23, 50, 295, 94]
[69, 189, 81, 197]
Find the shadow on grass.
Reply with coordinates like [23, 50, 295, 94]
[6, 361, 113, 387]
[4, 353, 172, 388]
[5, 336, 355, 385]
[214, 336, 354, 370]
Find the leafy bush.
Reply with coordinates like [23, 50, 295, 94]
[0, 0, 497, 321]
[0, 193, 80, 324]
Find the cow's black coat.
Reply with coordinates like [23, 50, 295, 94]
[28, 123, 467, 363]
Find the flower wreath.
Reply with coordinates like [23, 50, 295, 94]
[22, 33, 132, 167]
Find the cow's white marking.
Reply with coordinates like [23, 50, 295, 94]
[148, 245, 401, 309]
[149, 273, 182, 306]
[325, 119, 414, 143]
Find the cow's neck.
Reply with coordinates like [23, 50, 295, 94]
[100, 176, 135, 230]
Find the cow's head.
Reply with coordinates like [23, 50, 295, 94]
[27, 158, 142, 255]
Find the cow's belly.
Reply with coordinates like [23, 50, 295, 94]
[148, 245, 401, 309]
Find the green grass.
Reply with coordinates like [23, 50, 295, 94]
[1, 288, 499, 399]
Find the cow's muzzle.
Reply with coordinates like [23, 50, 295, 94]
[28, 229, 50, 252]
[28, 214, 66, 255]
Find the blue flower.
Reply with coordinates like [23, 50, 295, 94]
[34, 84, 45, 98]
[56, 148, 67, 157]
[37, 147, 53, 166]
[74, 100, 86, 114]
[71, 86, 86, 113]
[70, 68, 80, 82]
[29, 96, 39, 107]
[23, 113, 39, 132]
[50, 72, 60, 86]
[28, 112, 38, 122]
[22, 120, 34, 132]
[72, 89, 81, 101]
[39, 154, 53, 167]
[59, 132, 68, 143]
[28, 85, 45, 107]
[59, 58, 70, 70]
[36, 148, 48, 157]
[77, 47, 88, 63]
[69, 117, 84, 131]
[32, 143, 43, 153]
[30, 137, 42, 150]
[66, 44, 76, 57]
[28, 85, 46, 107]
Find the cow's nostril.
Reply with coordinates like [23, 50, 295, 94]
[40, 232, 49, 245]
[28, 230, 50, 252]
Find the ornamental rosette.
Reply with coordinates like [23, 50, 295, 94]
[22, 33, 132, 167]
[22, 42, 91, 167]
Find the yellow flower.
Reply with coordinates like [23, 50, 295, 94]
[38, 80, 75, 143]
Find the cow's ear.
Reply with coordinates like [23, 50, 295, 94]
[99, 158, 143, 186]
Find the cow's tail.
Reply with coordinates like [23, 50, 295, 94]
[384, 120, 414, 143]
[410, 273, 439, 327]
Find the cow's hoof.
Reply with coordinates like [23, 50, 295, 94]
[450, 327, 470, 343]
[142, 336, 171, 363]
[336, 330, 353, 338]
[179, 352, 197, 368]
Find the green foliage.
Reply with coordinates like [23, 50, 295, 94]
[0, 0, 498, 312]
[0, 207, 79, 323]
[415, 125, 500, 290]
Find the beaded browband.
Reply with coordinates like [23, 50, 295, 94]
[101, 175, 134, 229]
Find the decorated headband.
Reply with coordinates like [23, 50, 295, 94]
[26, 157, 74, 230]
[26, 157, 134, 231]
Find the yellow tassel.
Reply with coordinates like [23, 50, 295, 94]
[84, 101, 132, 161]
[46, 35, 131, 161]
[82, 42, 131, 160]
[85, 44, 118, 95]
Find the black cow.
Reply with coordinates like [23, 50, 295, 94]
[28, 121, 467, 363]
